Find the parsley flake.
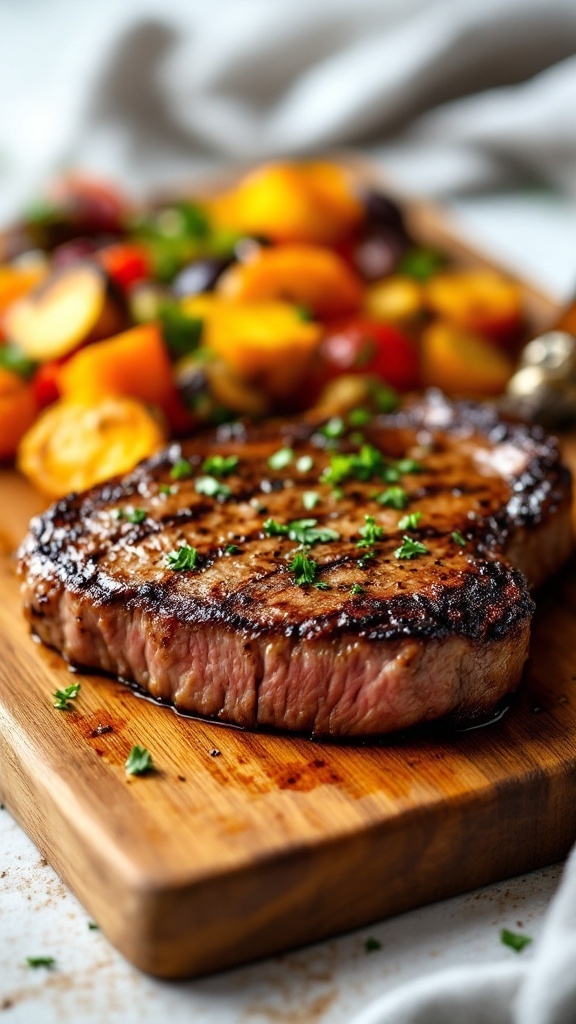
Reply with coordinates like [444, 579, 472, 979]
[302, 491, 320, 510]
[320, 416, 345, 440]
[357, 515, 385, 548]
[396, 458, 422, 475]
[53, 683, 80, 711]
[350, 584, 364, 596]
[394, 535, 429, 560]
[126, 508, 146, 525]
[314, 581, 331, 591]
[290, 550, 318, 586]
[170, 457, 192, 480]
[201, 454, 238, 477]
[225, 544, 240, 555]
[263, 518, 339, 546]
[268, 447, 294, 471]
[88, 922, 99, 931]
[381, 465, 400, 483]
[359, 549, 376, 567]
[164, 545, 198, 571]
[321, 444, 385, 486]
[26, 957, 55, 969]
[348, 408, 372, 428]
[159, 483, 177, 496]
[452, 531, 467, 547]
[296, 455, 314, 473]
[500, 929, 532, 953]
[364, 937, 382, 953]
[114, 508, 124, 520]
[349, 431, 365, 446]
[195, 475, 231, 500]
[375, 486, 408, 509]
[125, 745, 154, 776]
[373, 384, 398, 413]
[398, 511, 422, 531]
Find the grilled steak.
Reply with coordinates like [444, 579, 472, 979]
[19, 392, 572, 738]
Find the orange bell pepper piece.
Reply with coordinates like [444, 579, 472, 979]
[204, 300, 322, 399]
[58, 323, 174, 411]
[209, 162, 363, 245]
[0, 368, 37, 461]
[217, 244, 363, 319]
[425, 269, 524, 345]
[421, 321, 513, 396]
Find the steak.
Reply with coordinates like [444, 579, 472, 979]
[18, 391, 572, 738]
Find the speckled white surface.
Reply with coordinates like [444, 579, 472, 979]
[1, 194, 576, 1024]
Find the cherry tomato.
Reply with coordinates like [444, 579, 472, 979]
[32, 361, 62, 409]
[97, 243, 151, 292]
[319, 317, 420, 391]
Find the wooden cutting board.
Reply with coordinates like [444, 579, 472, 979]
[1, 201, 576, 980]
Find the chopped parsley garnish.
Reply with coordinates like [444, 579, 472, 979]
[225, 544, 240, 554]
[357, 515, 385, 548]
[201, 454, 238, 477]
[398, 511, 422, 531]
[125, 745, 154, 776]
[396, 458, 422, 475]
[263, 518, 339, 546]
[126, 508, 146, 524]
[170, 457, 193, 480]
[364, 937, 382, 953]
[164, 545, 198, 571]
[331, 487, 344, 501]
[348, 407, 372, 428]
[302, 491, 320, 510]
[373, 384, 398, 413]
[88, 922, 99, 930]
[26, 956, 55, 969]
[262, 518, 288, 537]
[290, 550, 318, 586]
[381, 465, 400, 483]
[321, 444, 384, 486]
[500, 928, 532, 953]
[296, 454, 314, 473]
[159, 483, 177, 496]
[452, 531, 467, 547]
[114, 508, 124, 520]
[194, 475, 231, 500]
[320, 416, 345, 440]
[314, 581, 331, 591]
[375, 486, 408, 509]
[394, 535, 429, 560]
[53, 683, 80, 711]
[267, 447, 294, 471]
[350, 584, 364, 596]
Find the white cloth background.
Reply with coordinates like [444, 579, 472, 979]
[1, 1, 576, 1021]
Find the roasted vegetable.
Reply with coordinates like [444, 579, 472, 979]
[201, 300, 321, 399]
[18, 396, 166, 496]
[421, 321, 513, 395]
[363, 276, 423, 324]
[217, 244, 362, 318]
[4, 262, 125, 361]
[0, 369, 37, 461]
[209, 162, 363, 245]
[58, 323, 174, 411]
[0, 261, 46, 316]
[425, 269, 523, 344]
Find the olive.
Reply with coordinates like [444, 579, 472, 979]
[172, 257, 233, 298]
[362, 190, 406, 235]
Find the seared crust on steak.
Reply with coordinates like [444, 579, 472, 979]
[18, 392, 573, 737]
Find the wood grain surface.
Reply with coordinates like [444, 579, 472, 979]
[1, 201, 575, 979]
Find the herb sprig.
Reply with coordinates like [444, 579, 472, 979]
[263, 518, 339, 546]
[164, 545, 198, 571]
[394, 535, 429, 560]
[125, 745, 154, 776]
[53, 683, 80, 711]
